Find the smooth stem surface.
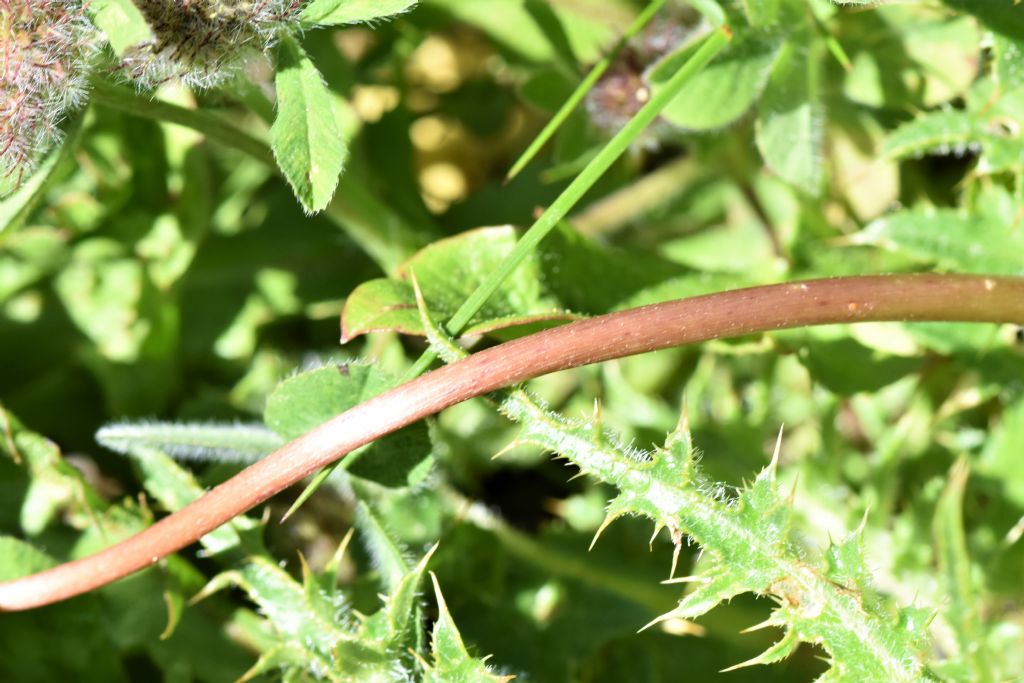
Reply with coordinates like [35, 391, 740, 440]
[1, 274, 1022, 611]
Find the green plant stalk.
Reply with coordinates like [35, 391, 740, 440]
[1, 273, 1022, 611]
[89, 80, 277, 167]
[504, 0, 669, 181]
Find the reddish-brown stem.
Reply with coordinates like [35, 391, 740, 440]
[1, 274, 1022, 611]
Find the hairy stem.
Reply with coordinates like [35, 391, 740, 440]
[0, 273, 1022, 610]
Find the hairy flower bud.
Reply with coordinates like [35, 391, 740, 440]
[124, 0, 304, 87]
[0, 0, 97, 186]
[584, 5, 701, 145]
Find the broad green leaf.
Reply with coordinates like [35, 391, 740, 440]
[263, 364, 433, 488]
[341, 227, 554, 341]
[0, 227, 68, 303]
[841, 6, 980, 108]
[124, 446, 261, 555]
[271, 36, 348, 214]
[0, 403, 106, 535]
[881, 76, 1024, 175]
[53, 239, 175, 363]
[0, 538, 126, 683]
[301, 0, 417, 27]
[776, 332, 924, 396]
[341, 225, 685, 342]
[756, 39, 824, 195]
[341, 277, 575, 342]
[993, 34, 1024, 92]
[940, 0, 1024, 45]
[650, 29, 781, 131]
[882, 111, 977, 161]
[0, 535, 56, 579]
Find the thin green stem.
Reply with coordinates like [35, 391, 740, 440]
[89, 80, 276, 167]
[505, 0, 670, 181]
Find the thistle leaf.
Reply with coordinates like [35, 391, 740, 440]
[425, 572, 513, 683]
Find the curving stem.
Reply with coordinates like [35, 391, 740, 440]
[1, 274, 1022, 611]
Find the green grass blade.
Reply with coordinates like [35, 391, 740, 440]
[504, 0, 670, 182]
[401, 27, 729, 382]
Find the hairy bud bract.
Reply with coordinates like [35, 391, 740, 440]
[124, 0, 304, 87]
[0, 0, 97, 186]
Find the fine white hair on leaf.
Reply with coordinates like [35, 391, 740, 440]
[96, 420, 283, 464]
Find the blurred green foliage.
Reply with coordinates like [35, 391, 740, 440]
[2, 0, 1024, 681]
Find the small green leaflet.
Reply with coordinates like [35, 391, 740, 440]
[271, 36, 348, 214]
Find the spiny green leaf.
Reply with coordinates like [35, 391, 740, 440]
[354, 500, 411, 593]
[432, 362, 934, 679]
[424, 572, 512, 683]
[196, 557, 351, 679]
[271, 35, 348, 214]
